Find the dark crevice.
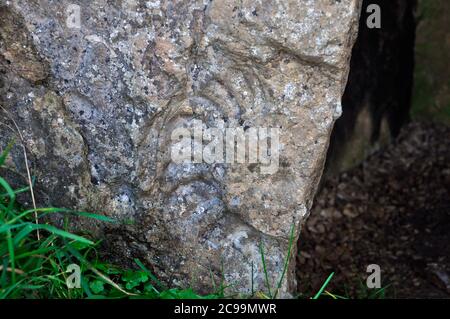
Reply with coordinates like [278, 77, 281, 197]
[325, 0, 417, 175]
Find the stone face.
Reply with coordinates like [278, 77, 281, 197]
[0, 0, 360, 295]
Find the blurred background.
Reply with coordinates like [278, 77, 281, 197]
[297, 0, 450, 298]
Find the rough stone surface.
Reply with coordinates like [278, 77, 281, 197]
[0, 0, 360, 295]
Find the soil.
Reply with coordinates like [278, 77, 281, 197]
[296, 121, 450, 298]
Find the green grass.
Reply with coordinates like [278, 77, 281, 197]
[0, 143, 380, 299]
[0, 185, 220, 299]
[0, 144, 222, 299]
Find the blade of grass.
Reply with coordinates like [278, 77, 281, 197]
[67, 245, 136, 296]
[6, 229, 16, 285]
[312, 272, 335, 299]
[134, 258, 163, 291]
[5, 207, 68, 225]
[273, 223, 295, 299]
[0, 185, 30, 199]
[259, 241, 272, 298]
[0, 177, 16, 212]
[7, 208, 115, 226]
[0, 106, 40, 239]
[10, 223, 94, 245]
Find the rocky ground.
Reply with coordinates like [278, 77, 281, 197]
[296, 121, 450, 298]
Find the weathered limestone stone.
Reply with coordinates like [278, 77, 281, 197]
[0, 0, 361, 295]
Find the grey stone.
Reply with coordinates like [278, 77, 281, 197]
[0, 0, 361, 296]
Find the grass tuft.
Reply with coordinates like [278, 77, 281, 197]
[0, 143, 216, 299]
[1, 142, 384, 299]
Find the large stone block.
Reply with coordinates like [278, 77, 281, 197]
[0, 0, 360, 295]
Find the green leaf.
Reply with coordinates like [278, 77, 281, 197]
[122, 270, 149, 290]
[89, 280, 105, 294]
[134, 258, 163, 290]
[143, 282, 159, 296]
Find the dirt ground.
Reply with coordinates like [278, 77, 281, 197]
[296, 121, 450, 298]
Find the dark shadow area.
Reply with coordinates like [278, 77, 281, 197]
[297, 0, 450, 298]
[326, 0, 417, 175]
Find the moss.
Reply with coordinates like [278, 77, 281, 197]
[412, 0, 450, 124]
